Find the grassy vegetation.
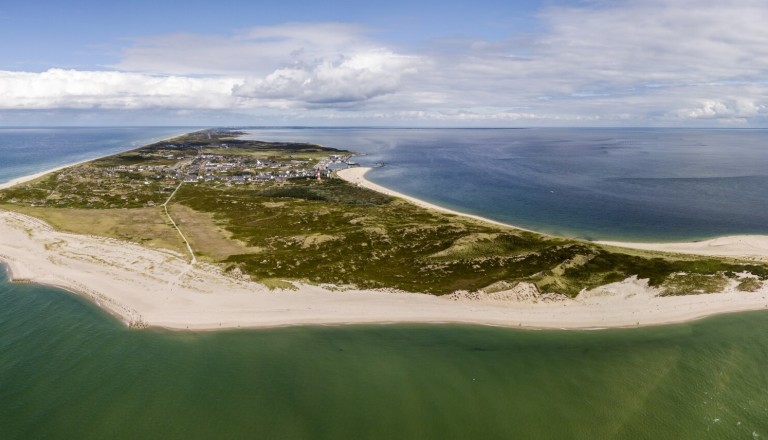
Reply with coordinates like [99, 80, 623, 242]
[0, 204, 186, 254]
[3, 128, 768, 297]
[0, 129, 345, 210]
[737, 277, 763, 292]
[167, 204, 261, 261]
[659, 273, 730, 296]
[171, 179, 768, 295]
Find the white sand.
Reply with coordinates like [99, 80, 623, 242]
[0, 164, 767, 330]
[598, 236, 768, 261]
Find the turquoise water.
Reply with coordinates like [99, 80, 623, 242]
[2, 268, 768, 439]
[243, 127, 768, 241]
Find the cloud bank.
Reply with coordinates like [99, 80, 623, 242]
[3, 1, 768, 125]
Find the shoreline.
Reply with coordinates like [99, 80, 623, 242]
[337, 167, 768, 261]
[0, 130, 199, 190]
[0, 151, 767, 330]
[336, 167, 536, 233]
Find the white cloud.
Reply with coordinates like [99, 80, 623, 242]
[0, 69, 238, 109]
[233, 50, 419, 104]
[5, 1, 768, 125]
[673, 98, 767, 121]
[116, 23, 377, 76]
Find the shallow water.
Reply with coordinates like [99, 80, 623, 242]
[1, 269, 768, 439]
[244, 127, 768, 241]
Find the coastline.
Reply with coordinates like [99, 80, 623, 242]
[0, 160, 767, 331]
[337, 167, 768, 261]
[336, 167, 536, 233]
[0, 130, 198, 190]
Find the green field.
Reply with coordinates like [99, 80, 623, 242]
[2, 129, 766, 296]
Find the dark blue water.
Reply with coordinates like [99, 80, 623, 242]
[243, 128, 768, 242]
[0, 127, 198, 184]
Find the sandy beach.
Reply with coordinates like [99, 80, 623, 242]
[0, 164, 767, 330]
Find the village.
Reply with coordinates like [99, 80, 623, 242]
[103, 152, 354, 186]
[0, 130, 356, 210]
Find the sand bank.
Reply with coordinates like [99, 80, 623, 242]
[2, 209, 767, 330]
[337, 167, 768, 261]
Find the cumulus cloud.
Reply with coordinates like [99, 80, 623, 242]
[233, 50, 419, 104]
[0, 23, 422, 113]
[673, 98, 767, 122]
[0, 69, 239, 109]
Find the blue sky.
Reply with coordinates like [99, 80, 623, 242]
[2, 0, 768, 126]
[1, 0, 546, 71]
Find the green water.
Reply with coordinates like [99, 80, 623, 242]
[2, 269, 768, 439]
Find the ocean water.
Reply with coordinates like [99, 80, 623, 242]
[1, 268, 768, 439]
[243, 127, 768, 242]
[0, 127, 197, 185]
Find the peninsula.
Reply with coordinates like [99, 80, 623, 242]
[1, 129, 767, 330]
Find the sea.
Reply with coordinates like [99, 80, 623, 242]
[1, 127, 768, 439]
[243, 127, 768, 242]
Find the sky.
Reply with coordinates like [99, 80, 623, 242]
[1, 0, 768, 127]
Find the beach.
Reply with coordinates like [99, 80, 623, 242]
[2, 202, 768, 330]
